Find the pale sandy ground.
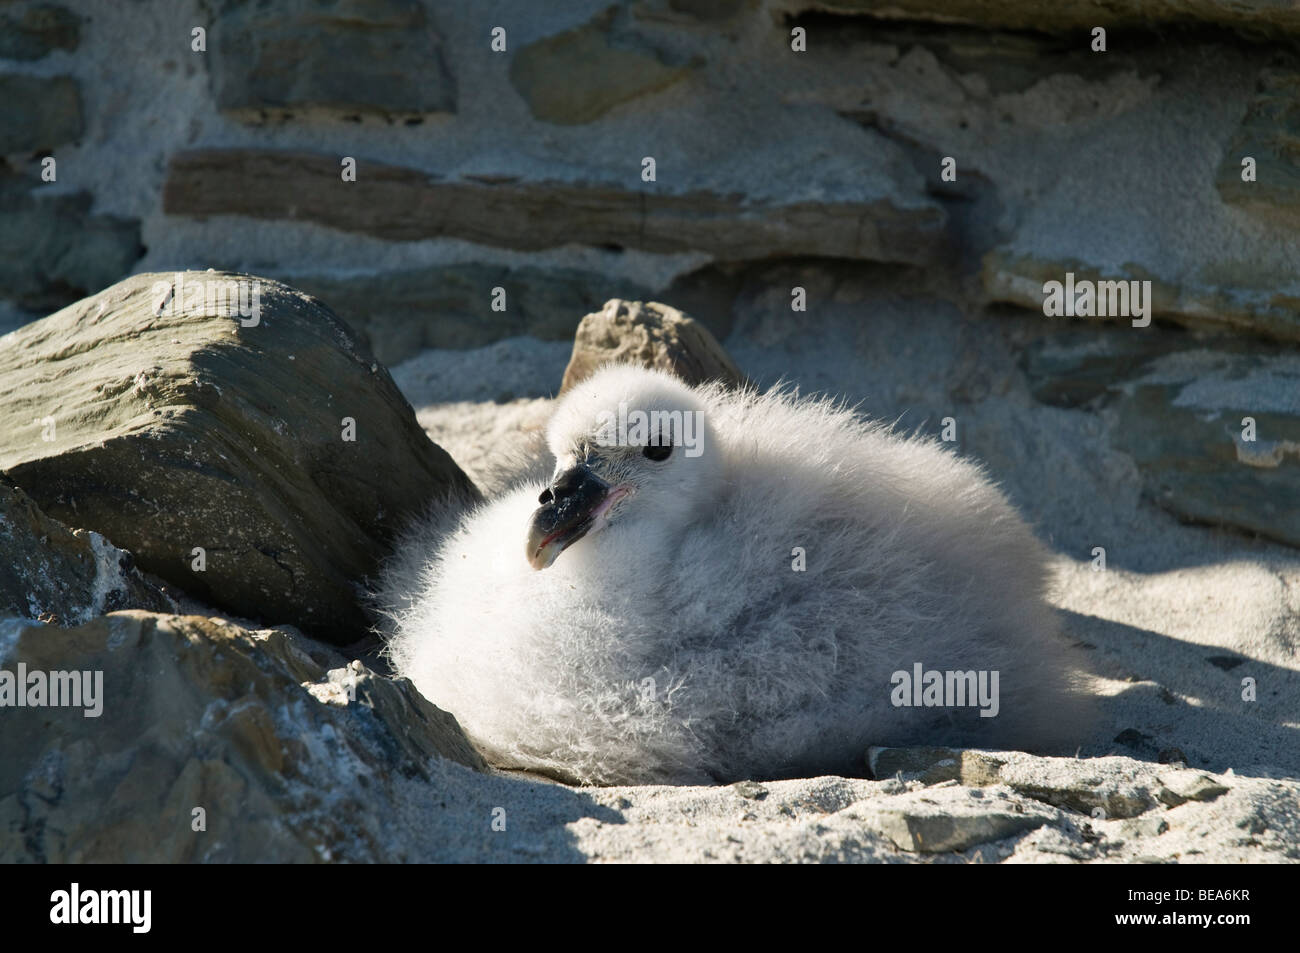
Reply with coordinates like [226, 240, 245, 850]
[380, 298, 1299, 862]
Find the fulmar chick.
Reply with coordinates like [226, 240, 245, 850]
[384, 365, 1090, 785]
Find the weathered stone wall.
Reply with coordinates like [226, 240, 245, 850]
[3, 0, 1298, 547]
[2, 1, 1294, 341]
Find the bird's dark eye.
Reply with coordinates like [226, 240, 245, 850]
[538, 487, 554, 504]
[643, 441, 672, 462]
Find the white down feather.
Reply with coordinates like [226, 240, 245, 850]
[383, 365, 1089, 785]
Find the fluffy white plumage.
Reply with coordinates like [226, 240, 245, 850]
[382, 365, 1088, 785]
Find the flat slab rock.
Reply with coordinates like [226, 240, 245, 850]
[162, 149, 945, 266]
[0, 611, 485, 863]
[0, 271, 478, 643]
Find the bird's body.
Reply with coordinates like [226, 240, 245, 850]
[384, 366, 1087, 785]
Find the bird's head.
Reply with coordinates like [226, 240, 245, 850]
[527, 365, 720, 570]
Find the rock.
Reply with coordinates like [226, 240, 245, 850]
[208, 0, 455, 118]
[162, 149, 946, 265]
[510, 8, 693, 124]
[1022, 331, 1300, 549]
[0, 4, 81, 60]
[1206, 656, 1245, 671]
[867, 746, 1006, 786]
[286, 264, 657, 367]
[1156, 770, 1231, 807]
[0, 168, 143, 311]
[0, 611, 484, 862]
[867, 789, 1053, 853]
[559, 299, 746, 394]
[0, 272, 479, 644]
[870, 747, 1168, 819]
[1120, 815, 1171, 839]
[1018, 325, 1189, 409]
[983, 250, 1300, 345]
[0, 480, 173, 625]
[668, 0, 755, 20]
[3, 691, 1294, 861]
[0, 74, 82, 153]
[1113, 727, 1158, 752]
[842, 32, 1300, 348]
[1216, 70, 1300, 228]
[732, 780, 768, 799]
[1157, 747, 1190, 765]
[996, 757, 1162, 819]
[778, 0, 1300, 40]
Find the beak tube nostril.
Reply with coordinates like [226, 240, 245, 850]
[527, 463, 615, 570]
[552, 466, 588, 500]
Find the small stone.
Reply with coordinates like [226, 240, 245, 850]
[870, 795, 1050, 854]
[1206, 656, 1245, 671]
[1156, 772, 1231, 807]
[1157, 747, 1189, 765]
[1114, 728, 1153, 749]
[559, 299, 746, 395]
[732, 780, 767, 800]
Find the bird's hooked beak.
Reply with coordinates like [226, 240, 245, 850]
[527, 462, 630, 570]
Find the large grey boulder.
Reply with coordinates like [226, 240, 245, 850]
[0, 271, 478, 643]
[0, 611, 485, 862]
